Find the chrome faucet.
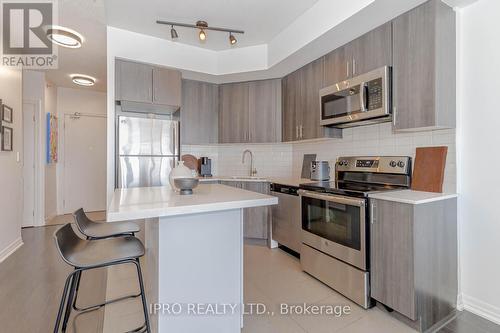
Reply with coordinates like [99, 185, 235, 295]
[242, 149, 257, 177]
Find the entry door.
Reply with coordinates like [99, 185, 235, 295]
[63, 114, 106, 213]
[22, 102, 37, 227]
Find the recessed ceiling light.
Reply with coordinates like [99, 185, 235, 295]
[47, 26, 83, 48]
[71, 74, 96, 86]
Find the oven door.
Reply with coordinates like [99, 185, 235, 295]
[298, 190, 367, 270]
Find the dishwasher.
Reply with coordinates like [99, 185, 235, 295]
[270, 183, 302, 254]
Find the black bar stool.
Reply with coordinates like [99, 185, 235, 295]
[53, 224, 150, 333]
[73, 208, 140, 240]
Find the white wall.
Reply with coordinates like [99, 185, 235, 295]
[56, 87, 107, 213]
[0, 66, 23, 261]
[458, 0, 500, 323]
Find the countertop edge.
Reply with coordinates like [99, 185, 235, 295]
[368, 190, 458, 205]
[107, 196, 278, 222]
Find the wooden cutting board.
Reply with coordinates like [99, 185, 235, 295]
[411, 146, 448, 193]
[181, 154, 198, 170]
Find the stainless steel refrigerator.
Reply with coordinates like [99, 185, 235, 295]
[117, 115, 179, 188]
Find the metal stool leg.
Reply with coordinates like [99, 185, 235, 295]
[54, 270, 78, 333]
[71, 270, 82, 311]
[62, 271, 79, 331]
[133, 258, 151, 333]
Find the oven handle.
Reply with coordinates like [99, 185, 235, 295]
[298, 190, 366, 207]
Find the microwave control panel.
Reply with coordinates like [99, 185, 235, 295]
[367, 78, 383, 110]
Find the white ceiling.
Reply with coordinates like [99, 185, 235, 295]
[105, 0, 320, 51]
[44, 0, 107, 92]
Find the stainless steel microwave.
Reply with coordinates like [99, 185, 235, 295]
[319, 66, 391, 128]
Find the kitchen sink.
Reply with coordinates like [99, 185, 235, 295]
[230, 176, 266, 180]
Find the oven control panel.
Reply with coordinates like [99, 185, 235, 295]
[337, 156, 411, 174]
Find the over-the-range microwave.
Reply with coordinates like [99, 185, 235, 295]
[319, 66, 391, 128]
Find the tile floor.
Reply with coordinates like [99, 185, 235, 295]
[1, 225, 499, 332]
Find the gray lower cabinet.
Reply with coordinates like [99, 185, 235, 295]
[220, 181, 269, 239]
[180, 80, 219, 144]
[392, 0, 456, 131]
[370, 197, 457, 332]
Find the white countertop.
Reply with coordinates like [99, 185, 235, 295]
[107, 183, 278, 222]
[198, 175, 316, 187]
[368, 190, 458, 205]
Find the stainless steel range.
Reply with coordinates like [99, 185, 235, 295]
[298, 156, 412, 308]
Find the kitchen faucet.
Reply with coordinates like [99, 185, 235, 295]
[242, 149, 257, 177]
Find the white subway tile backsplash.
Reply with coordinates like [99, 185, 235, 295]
[182, 124, 456, 192]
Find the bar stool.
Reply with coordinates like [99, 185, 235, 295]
[53, 224, 150, 333]
[73, 208, 140, 240]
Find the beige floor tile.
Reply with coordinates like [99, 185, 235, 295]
[287, 294, 367, 333]
[242, 311, 307, 333]
[337, 307, 418, 333]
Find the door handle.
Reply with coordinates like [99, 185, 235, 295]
[371, 202, 376, 224]
[352, 58, 356, 76]
[299, 125, 303, 139]
[346, 61, 350, 78]
[359, 82, 367, 112]
[296, 126, 299, 139]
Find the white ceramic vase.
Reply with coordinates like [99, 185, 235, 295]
[169, 161, 193, 189]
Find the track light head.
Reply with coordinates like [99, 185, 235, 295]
[170, 25, 178, 39]
[199, 29, 206, 41]
[229, 32, 237, 45]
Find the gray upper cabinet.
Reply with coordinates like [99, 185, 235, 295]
[350, 22, 393, 76]
[219, 80, 281, 144]
[219, 82, 249, 143]
[370, 197, 457, 332]
[180, 80, 219, 145]
[115, 59, 182, 111]
[116, 60, 153, 104]
[153, 67, 182, 106]
[248, 79, 281, 143]
[392, 0, 456, 131]
[323, 22, 392, 87]
[283, 58, 342, 141]
[323, 44, 350, 87]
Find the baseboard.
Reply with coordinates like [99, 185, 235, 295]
[456, 293, 464, 311]
[462, 293, 500, 325]
[0, 237, 23, 264]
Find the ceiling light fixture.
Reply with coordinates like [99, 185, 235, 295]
[71, 74, 96, 87]
[157, 19, 244, 45]
[46, 26, 83, 48]
[170, 25, 178, 39]
[229, 32, 237, 45]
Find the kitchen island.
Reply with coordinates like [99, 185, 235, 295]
[107, 184, 278, 333]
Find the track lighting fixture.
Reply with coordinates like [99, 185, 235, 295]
[157, 19, 244, 45]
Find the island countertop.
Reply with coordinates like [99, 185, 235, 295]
[107, 183, 278, 222]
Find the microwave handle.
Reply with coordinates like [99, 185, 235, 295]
[359, 82, 367, 112]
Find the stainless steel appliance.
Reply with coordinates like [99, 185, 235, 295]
[299, 156, 412, 308]
[310, 161, 330, 181]
[319, 66, 391, 128]
[199, 157, 212, 177]
[270, 183, 301, 254]
[117, 114, 180, 188]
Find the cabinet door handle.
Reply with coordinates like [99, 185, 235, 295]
[371, 202, 377, 224]
[346, 61, 350, 78]
[296, 126, 299, 139]
[352, 58, 356, 76]
[300, 125, 303, 139]
[392, 107, 397, 127]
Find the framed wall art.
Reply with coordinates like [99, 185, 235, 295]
[2, 104, 13, 123]
[1, 126, 13, 151]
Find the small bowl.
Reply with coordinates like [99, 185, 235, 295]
[174, 178, 199, 195]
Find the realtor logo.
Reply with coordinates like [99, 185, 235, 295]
[1, 1, 58, 68]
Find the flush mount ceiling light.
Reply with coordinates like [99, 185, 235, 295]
[157, 19, 244, 45]
[71, 74, 96, 86]
[46, 26, 83, 48]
